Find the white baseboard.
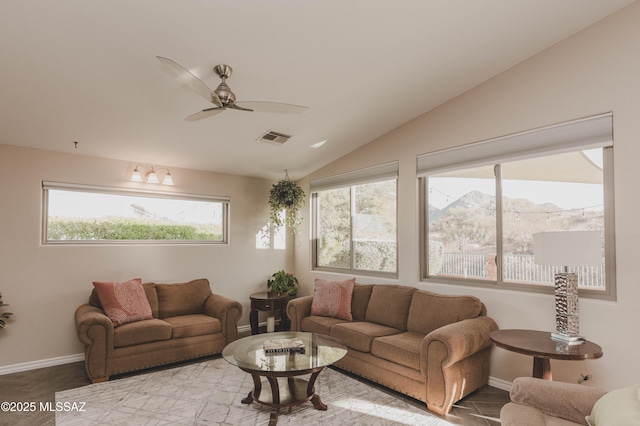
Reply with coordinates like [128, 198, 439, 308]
[0, 353, 85, 376]
[1, 324, 253, 376]
[489, 375, 513, 392]
[237, 324, 252, 334]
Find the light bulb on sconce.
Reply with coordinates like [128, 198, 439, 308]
[130, 165, 174, 185]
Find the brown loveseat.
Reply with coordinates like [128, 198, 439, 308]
[286, 283, 498, 415]
[75, 278, 242, 383]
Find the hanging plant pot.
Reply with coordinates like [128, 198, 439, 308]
[268, 172, 305, 234]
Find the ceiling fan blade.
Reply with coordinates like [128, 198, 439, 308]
[227, 103, 254, 112]
[157, 56, 223, 107]
[234, 101, 308, 114]
[184, 108, 225, 122]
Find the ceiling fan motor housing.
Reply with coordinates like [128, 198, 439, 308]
[214, 81, 235, 106]
[213, 64, 235, 106]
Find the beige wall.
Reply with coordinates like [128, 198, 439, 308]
[293, 1, 640, 390]
[0, 144, 291, 369]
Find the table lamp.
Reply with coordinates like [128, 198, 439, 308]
[533, 231, 603, 344]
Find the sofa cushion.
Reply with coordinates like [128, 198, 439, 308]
[311, 277, 356, 320]
[144, 283, 159, 318]
[163, 314, 222, 339]
[365, 285, 416, 331]
[113, 318, 172, 348]
[93, 278, 153, 327]
[301, 315, 349, 335]
[371, 331, 423, 371]
[351, 284, 374, 321]
[90, 282, 159, 318]
[588, 384, 640, 426]
[407, 290, 484, 335]
[156, 278, 212, 319]
[331, 321, 401, 352]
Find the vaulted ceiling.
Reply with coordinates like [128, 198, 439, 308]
[0, 0, 634, 180]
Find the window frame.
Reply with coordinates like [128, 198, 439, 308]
[418, 114, 616, 301]
[42, 181, 230, 245]
[311, 162, 399, 278]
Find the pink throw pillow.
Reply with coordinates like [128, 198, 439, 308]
[311, 278, 356, 321]
[93, 278, 153, 327]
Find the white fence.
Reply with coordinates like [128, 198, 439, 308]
[439, 252, 605, 288]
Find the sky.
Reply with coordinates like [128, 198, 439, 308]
[429, 149, 604, 211]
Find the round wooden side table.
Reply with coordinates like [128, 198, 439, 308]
[490, 329, 603, 380]
[249, 292, 291, 335]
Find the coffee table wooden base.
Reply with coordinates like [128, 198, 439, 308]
[241, 369, 326, 426]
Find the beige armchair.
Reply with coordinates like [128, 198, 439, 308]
[501, 377, 640, 426]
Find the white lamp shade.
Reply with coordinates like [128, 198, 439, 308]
[146, 171, 159, 183]
[533, 231, 603, 266]
[162, 173, 174, 185]
[130, 168, 144, 182]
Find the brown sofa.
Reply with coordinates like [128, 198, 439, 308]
[75, 278, 242, 383]
[286, 283, 498, 415]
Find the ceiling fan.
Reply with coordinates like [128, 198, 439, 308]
[157, 56, 308, 121]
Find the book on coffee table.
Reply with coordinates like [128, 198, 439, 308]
[263, 337, 306, 354]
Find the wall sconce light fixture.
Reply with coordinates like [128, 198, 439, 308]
[131, 165, 174, 185]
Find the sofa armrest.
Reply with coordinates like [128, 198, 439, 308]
[286, 295, 313, 331]
[75, 304, 114, 348]
[420, 316, 498, 375]
[204, 293, 243, 344]
[75, 304, 115, 381]
[507, 377, 606, 425]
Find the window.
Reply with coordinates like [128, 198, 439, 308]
[311, 162, 398, 276]
[418, 114, 615, 300]
[43, 182, 229, 244]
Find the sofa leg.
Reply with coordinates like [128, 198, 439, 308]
[92, 376, 109, 384]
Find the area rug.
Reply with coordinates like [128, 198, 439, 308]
[56, 358, 455, 425]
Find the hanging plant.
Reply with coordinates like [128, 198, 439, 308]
[268, 170, 305, 234]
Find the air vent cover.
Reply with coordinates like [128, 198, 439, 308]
[257, 130, 292, 145]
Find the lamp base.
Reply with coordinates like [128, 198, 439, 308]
[551, 332, 584, 345]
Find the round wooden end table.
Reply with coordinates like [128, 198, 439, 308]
[490, 329, 603, 380]
[249, 292, 290, 335]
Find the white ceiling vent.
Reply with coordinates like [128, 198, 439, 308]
[257, 130, 292, 145]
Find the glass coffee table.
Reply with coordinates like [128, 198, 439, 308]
[223, 331, 347, 426]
